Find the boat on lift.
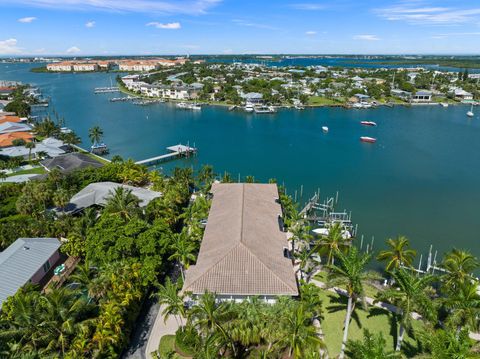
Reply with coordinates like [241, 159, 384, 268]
[360, 136, 377, 143]
[360, 121, 377, 126]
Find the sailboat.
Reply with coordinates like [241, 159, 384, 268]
[467, 104, 474, 118]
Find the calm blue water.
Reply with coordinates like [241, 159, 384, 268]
[2, 62, 480, 261]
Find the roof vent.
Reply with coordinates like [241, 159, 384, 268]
[23, 246, 30, 250]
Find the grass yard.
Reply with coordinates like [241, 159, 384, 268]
[158, 335, 190, 359]
[6, 166, 46, 177]
[318, 290, 421, 357]
[308, 96, 343, 106]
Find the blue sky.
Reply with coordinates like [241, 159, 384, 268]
[1, 0, 480, 56]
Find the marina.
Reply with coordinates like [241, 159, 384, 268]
[2, 62, 480, 259]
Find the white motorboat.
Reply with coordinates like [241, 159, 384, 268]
[254, 105, 275, 114]
[441, 103, 449, 108]
[322, 126, 329, 133]
[244, 104, 254, 112]
[312, 227, 351, 239]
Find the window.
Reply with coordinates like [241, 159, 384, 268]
[43, 260, 51, 273]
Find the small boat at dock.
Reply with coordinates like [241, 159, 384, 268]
[254, 105, 275, 114]
[322, 126, 329, 133]
[91, 143, 109, 154]
[360, 136, 377, 143]
[360, 121, 377, 126]
[176, 102, 201, 110]
[440, 103, 449, 108]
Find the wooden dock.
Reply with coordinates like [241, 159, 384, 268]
[136, 144, 197, 166]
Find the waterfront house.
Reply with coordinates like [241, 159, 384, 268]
[0, 131, 33, 148]
[412, 90, 432, 103]
[182, 183, 299, 303]
[41, 153, 103, 173]
[0, 121, 32, 134]
[391, 89, 412, 100]
[242, 92, 263, 105]
[0, 238, 61, 308]
[65, 181, 161, 214]
[453, 88, 473, 101]
[0, 137, 66, 159]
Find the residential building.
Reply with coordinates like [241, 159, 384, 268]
[391, 89, 412, 100]
[0, 122, 32, 134]
[412, 90, 432, 103]
[453, 88, 473, 101]
[0, 131, 33, 148]
[46, 62, 73, 72]
[0, 238, 61, 308]
[65, 181, 162, 213]
[72, 62, 98, 72]
[41, 153, 104, 173]
[118, 60, 159, 72]
[182, 183, 299, 303]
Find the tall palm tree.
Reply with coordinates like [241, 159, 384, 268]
[88, 126, 103, 147]
[103, 187, 140, 220]
[377, 236, 417, 271]
[375, 268, 435, 352]
[327, 246, 374, 359]
[441, 249, 479, 290]
[168, 230, 197, 280]
[62, 131, 81, 149]
[156, 277, 186, 326]
[314, 222, 349, 265]
[53, 188, 70, 212]
[197, 164, 216, 192]
[416, 326, 480, 359]
[25, 141, 35, 162]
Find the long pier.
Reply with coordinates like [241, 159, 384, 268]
[135, 144, 197, 166]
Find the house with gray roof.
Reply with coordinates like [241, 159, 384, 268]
[182, 183, 298, 303]
[65, 181, 162, 213]
[0, 238, 61, 308]
[41, 152, 103, 173]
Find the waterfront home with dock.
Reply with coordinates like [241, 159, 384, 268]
[182, 183, 298, 303]
[0, 238, 61, 309]
[412, 90, 433, 103]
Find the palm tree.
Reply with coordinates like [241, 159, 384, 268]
[53, 188, 70, 212]
[103, 187, 140, 220]
[327, 246, 374, 359]
[88, 126, 103, 147]
[197, 164, 216, 192]
[168, 230, 197, 280]
[282, 303, 325, 358]
[442, 280, 480, 332]
[156, 277, 186, 326]
[346, 329, 400, 359]
[416, 326, 480, 359]
[377, 236, 417, 271]
[441, 249, 479, 290]
[62, 131, 81, 149]
[375, 268, 435, 352]
[25, 141, 35, 162]
[313, 222, 349, 265]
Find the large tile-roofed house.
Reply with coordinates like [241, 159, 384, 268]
[41, 152, 103, 173]
[66, 181, 161, 213]
[182, 183, 298, 302]
[0, 238, 61, 308]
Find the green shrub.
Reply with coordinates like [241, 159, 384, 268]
[175, 326, 198, 356]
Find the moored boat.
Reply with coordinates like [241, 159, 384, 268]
[360, 136, 377, 143]
[467, 104, 474, 118]
[322, 126, 329, 133]
[360, 121, 377, 126]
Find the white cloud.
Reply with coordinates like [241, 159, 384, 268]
[66, 46, 81, 54]
[8, 0, 221, 15]
[353, 34, 380, 41]
[85, 21, 95, 28]
[290, 3, 326, 10]
[305, 30, 317, 35]
[222, 49, 233, 54]
[146, 21, 181, 29]
[232, 19, 278, 30]
[375, 2, 480, 25]
[18, 16, 37, 23]
[0, 39, 22, 54]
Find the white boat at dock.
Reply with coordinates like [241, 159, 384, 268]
[176, 102, 201, 110]
[312, 227, 352, 239]
[244, 104, 254, 112]
[254, 105, 275, 114]
[440, 103, 449, 108]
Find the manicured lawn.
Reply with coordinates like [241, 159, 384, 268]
[308, 96, 343, 106]
[7, 166, 46, 177]
[318, 290, 421, 357]
[158, 335, 190, 359]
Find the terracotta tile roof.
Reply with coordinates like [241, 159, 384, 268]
[0, 116, 22, 124]
[0, 131, 33, 147]
[183, 183, 298, 297]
